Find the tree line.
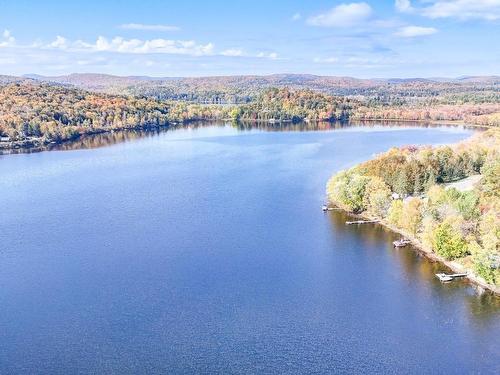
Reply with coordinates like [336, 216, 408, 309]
[327, 130, 500, 285]
[0, 83, 228, 142]
[231, 88, 356, 122]
[1, 83, 499, 145]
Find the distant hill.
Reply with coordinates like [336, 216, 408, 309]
[7, 73, 500, 105]
[455, 75, 500, 83]
[22, 73, 150, 93]
[23, 73, 500, 89]
[0, 75, 33, 84]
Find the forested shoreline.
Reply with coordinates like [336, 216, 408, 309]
[1, 79, 499, 289]
[1, 77, 499, 149]
[326, 130, 500, 293]
[0, 82, 227, 147]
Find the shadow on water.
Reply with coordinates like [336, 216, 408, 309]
[327, 210, 500, 324]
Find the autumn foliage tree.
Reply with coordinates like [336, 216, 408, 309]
[327, 130, 500, 285]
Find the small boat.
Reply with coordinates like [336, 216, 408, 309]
[435, 273, 467, 282]
[436, 273, 454, 282]
[322, 205, 336, 211]
[393, 238, 411, 247]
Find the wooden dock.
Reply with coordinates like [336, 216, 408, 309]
[322, 205, 341, 212]
[436, 273, 467, 282]
[345, 220, 379, 225]
[393, 239, 411, 247]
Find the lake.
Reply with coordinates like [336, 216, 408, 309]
[0, 122, 498, 374]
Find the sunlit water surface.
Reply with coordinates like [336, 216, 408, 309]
[0, 123, 498, 374]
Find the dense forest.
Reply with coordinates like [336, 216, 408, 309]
[233, 88, 357, 122]
[351, 102, 500, 126]
[1, 74, 499, 146]
[27, 73, 500, 105]
[0, 83, 167, 141]
[0, 82, 227, 143]
[327, 130, 500, 287]
[0, 84, 357, 143]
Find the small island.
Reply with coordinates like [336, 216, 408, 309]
[326, 130, 500, 293]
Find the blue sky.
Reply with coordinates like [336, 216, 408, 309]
[0, 0, 499, 77]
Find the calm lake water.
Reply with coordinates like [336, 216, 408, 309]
[0, 123, 498, 374]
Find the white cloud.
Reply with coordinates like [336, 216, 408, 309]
[49, 36, 68, 49]
[220, 50, 280, 59]
[119, 23, 180, 31]
[399, 1, 500, 20]
[0, 30, 15, 47]
[307, 2, 372, 27]
[20, 33, 279, 61]
[257, 51, 279, 60]
[313, 57, 340, 63]
[395, 0, 414, 13]
[221, 48, 244, 57]
[48, 36, 214, 56]
[395, 25, 438, 37]
[291, 13, 302, 21]
[422, 0, 500, 20]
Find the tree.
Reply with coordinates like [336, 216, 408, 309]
[480, 156, 500, 197]
[470, 240, 499, 285]
[427, 185, 447, 219]
[402, 198, 422, 236]
[393, 171, 409, 196]
[452, 190, 480, 221]
[229, 107, 242, 121]
[388, 200, 403, 227]
[479, 211, 500, 255]
[432, 217, 468, 260]
[327, 170, 369, 213]
[424, 169, 437, 191]
[420, 215, 436, 249]
[363, 176, 391, 217]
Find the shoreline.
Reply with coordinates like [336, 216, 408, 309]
[350, 117, 495, 129]
[0, 122, 182, 155]
[333, 208, 500, 296]
[325, 128, 500, 296]
[2, 117, 497, 294]
[0, 118, 487, 155]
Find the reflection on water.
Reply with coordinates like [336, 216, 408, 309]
[0, 120, 477, 155]
[0, 122, 497, 373]
[329, 210, 500, 323]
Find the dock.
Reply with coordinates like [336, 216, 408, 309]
[322, 205, 340, 212]
[393, 239, 411, 247]
[436, 273, 468, 282]
[345, 220, 379, 225]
